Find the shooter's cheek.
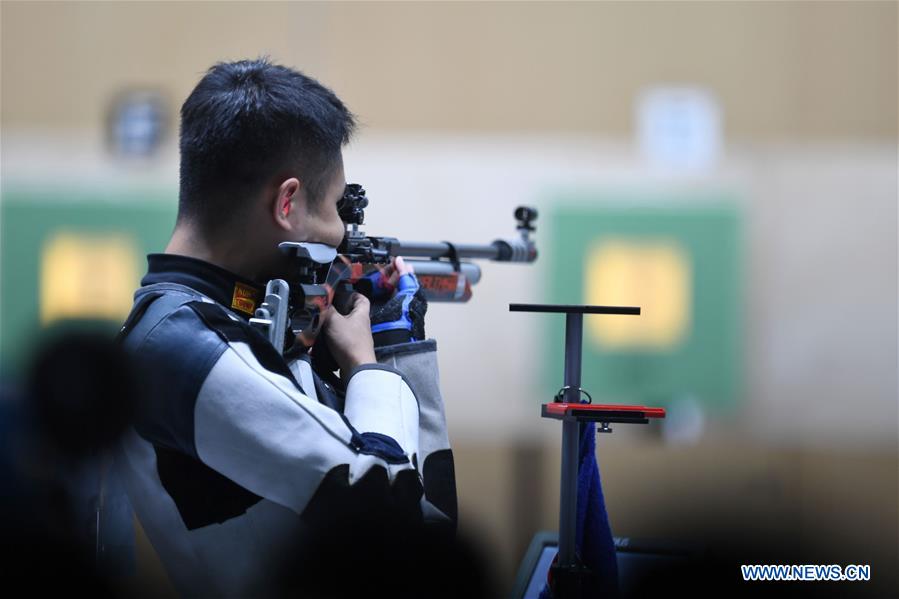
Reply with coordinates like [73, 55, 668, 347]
[327, 225, 344, 248]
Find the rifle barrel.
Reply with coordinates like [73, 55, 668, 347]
[395, 238, 536, 263]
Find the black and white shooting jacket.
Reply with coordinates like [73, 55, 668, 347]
[114, 254, 456, 596]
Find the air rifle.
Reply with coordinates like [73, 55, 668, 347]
[251, 183, 538, 354]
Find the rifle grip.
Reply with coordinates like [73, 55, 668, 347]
[332, 281, 356, 315]
[333, 280, 374, 314]
[315, 280, 375, 376]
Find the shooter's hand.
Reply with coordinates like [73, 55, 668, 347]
[321, 293, 377, 375]
[368, 257, 428, 346]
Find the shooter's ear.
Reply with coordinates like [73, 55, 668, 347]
[273, 177, 301, 231]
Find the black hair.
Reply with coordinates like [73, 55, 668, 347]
[177, 57, 356, 232]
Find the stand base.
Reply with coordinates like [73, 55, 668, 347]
[549, 561, 597, 599]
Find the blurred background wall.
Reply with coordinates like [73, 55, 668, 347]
[2, 1, 897, 596]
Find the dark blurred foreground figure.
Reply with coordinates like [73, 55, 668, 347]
[113, 57, 458, 596]
[0, 329, 138, 595]
[27, 330, 137, 458]
[277, 502, 494, 598]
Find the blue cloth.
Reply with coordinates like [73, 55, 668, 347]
[541, 419, 619, 598]
[577, 421, 619, 597]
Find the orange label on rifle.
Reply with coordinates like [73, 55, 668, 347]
[231, 282, 260, 315]
[418, 273, 457, 293]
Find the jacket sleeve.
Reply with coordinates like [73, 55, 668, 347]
[192, 340, 422, 519]
[375, 339, 457, 527]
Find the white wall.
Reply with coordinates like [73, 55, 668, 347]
[5, 132, 895, 449]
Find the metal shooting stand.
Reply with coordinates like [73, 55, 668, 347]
[509, 304, 666, 599]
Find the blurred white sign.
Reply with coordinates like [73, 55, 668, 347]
[107, 90, 168, 159]
[636, 86, 722, 172]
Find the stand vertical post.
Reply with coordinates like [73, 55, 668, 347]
[558, 312, 582, 567]
[511, 303, 659, 598]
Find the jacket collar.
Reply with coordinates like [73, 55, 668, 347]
[141, 253, 264, 318]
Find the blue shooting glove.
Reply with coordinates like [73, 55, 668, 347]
[367, 258, 428, 346]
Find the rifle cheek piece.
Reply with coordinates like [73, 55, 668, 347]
[250, 242, 340, 353]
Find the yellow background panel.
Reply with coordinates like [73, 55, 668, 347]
[584, 239, 692, 350]
[40, 232, 139, 325]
